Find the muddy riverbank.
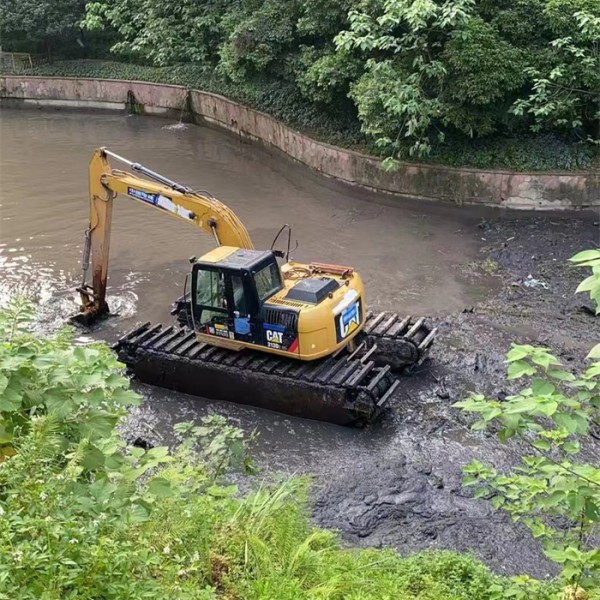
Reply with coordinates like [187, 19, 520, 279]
[312, 214, 599, 578]
[1, 107, 598, 578]
[120, 211, 599, 579]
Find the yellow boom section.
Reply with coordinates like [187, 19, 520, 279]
[78, 148, 254, 322]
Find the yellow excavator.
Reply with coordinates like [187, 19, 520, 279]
[75, 148, 436, 425]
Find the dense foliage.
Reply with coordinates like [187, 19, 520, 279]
[5, 0, 598, 169]
[79, 0, 599, 167]
[0, 0, 86, 55]
[456, 251, 600, 598]
[0, 298, 561, 599]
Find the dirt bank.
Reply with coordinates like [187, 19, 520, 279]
[312, 212, 599, 578]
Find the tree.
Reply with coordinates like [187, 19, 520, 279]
[335, 0, 478, 162]
[512, 4, 600, 142]
[85, 0, 231, 66]
[0, 0, 86, 56]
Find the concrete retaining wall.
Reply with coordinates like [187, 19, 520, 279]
[1, 75, 598, 210]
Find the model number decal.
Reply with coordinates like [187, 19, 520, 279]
[127, 187, 195, 221]
[263, 323, 286, 349]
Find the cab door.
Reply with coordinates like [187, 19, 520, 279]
[191, 267, 231, 340]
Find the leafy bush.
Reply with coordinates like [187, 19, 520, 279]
[0, 298, 560, 599]
[455, 250, 600, 598]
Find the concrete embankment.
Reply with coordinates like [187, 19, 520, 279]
[1, 75, 598, 210]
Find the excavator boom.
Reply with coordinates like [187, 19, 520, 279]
[76, 148, 253, 323]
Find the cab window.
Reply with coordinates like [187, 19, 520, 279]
[195, 268, 227, 326]
[231, 275, 248, 315]
[195, 269, 225, 308]
[254, 263, 282, 303]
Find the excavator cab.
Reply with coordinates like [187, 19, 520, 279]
[190, 247, 292, 350]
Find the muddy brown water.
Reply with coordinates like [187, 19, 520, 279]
[2, 107, 558, 576]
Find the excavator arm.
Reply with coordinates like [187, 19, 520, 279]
[76, 148, 254, 324]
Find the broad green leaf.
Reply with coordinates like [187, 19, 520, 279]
[0, 373, 8, 395]
[570, 249, 600, 263]
[548, 369, 576, 381]
[82, 411, 119, 439]
[537, 400, 558, 417]
[571, 411, 589, 434]
[82, 445, 106, 470]
[111, 387, 142, 406]
[544, 547, 567, 563]
[473, 487, 490, 499]
[531, 353, 559, 368]
[498, 428, 516, 442]
[0, 423, 13, 445]
[553, 413, 579, 434]
[0, 386, 22, 412]
[576, 274, 598, 293]
[148, 477, 174, 498]
[532, 438, 551, 451]
[128, 502, 150, 523]
[504, 398, 540, 414]
[531, 379, 555, 397]
[45, 391, 76, 419]
[507, 360, 536, 379]
[563, 440, 580, 454]
[145, 446, 170, 460]
[587, 344, 600, 360]
[82, 372, 108, 387]
[483, 406, 502, 420]
[584, 499, 600, 522]
[105, 373, 127, 388]
[506, 345, 530, 362]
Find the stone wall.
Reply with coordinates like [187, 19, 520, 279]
[1, 75, 598, 210]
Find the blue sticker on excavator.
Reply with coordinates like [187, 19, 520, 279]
[336, 299, 361, 342]
[128, 187, 158, 205]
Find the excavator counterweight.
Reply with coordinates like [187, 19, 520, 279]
[75, 148, 436, 425]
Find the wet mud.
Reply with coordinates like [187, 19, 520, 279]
[1, 107, 599, 578]
[316, 214, 599, 578]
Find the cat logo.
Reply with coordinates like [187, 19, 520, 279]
[266, 329, 284, 344]
[339, 300, 361, 339]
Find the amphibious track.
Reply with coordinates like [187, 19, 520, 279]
[114, 312, 435, 426]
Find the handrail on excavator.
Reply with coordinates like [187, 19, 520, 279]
[100, 148, 192, 194]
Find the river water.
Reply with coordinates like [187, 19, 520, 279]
[0, 105, 500, 462]
[3, 107, 545, 573]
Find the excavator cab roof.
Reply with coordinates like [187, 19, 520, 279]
[196, 246, 275, 270]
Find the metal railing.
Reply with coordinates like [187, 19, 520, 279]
[0, 52, 49, 73]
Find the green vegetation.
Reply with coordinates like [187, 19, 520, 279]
[455, 251, 600, 599]
[0, 297, 564, 599]
[0, 0, 85, 56]
[26, 59, 364, 149]
[3, 0, 598, 171]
